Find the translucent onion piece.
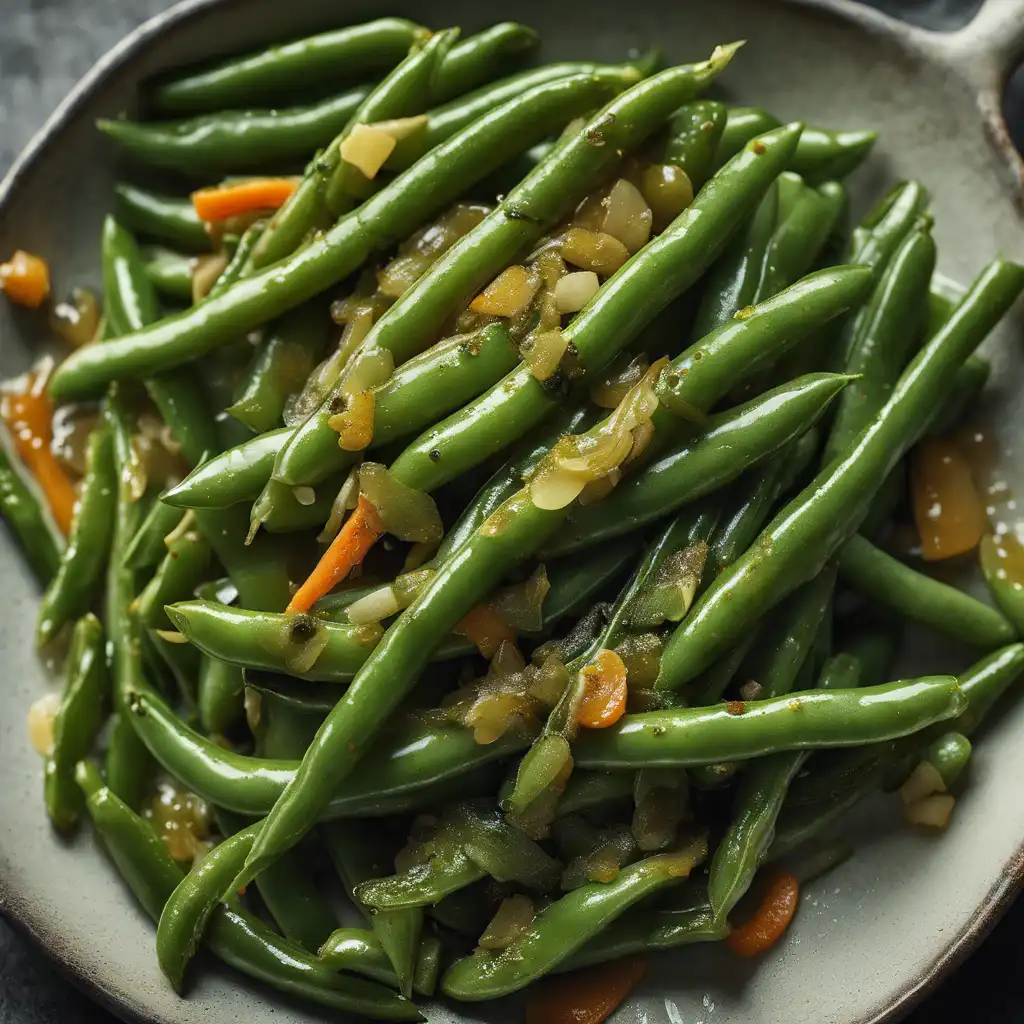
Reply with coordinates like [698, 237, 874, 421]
[145, 779, 211, 864]
[465, 691, 532, 745]
[317, 464, 360, 544]
[899, 760, 947, 805]
[590, 355, 651, 409]
[191, 251, 229, 303]
[521, 329, 568, 382]
[347, 586, 401, 625]
[641, 163, 694, 232]
[554, 271, 600, 314]
[905, 794, 956, 828]
[328, 390, 375, 451]
[627, 542, 709, 627]
[455, 603, 517, 659]
[601, 179, 653, 254]
[487, 639, 527, 679]
[369, 113, 430, 141]
[50, 287, 100, 348]
[614, 632, 664, 688]
[912, 438, 987, 560]
[292, 485, 316, 506]
[343, 346, 394, 395]
[51, 404, 99, 476]
[490, 564, 550, 633]
[393, 567, 435, 606]
[470, 265, 541, 318]
[358, 462, 443, 544]
[340, 124, 397, 180]
[243, 687, 262, 731]
[536, 249, 567, 289]
[529, 465, 592, 511]
[577, 469, 620, 506]
[478, 895, 535, 950]
[527, 655, 570, 706]
[561, 227, 630, 276]
[27, 691, 60, 755]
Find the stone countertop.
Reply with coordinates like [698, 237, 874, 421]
[0, 0, 1022, 1021]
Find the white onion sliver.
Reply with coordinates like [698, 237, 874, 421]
[905, 794, 955, 828]
[347, 586, 401, 625]
[339, 124, 397, 180]
[554, 271, 600, 314]
[600, 179, 653, 254]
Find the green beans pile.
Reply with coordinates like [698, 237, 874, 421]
[7, 14, 1024, 1021]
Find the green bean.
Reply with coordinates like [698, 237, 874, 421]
[198, 655, 245, 735]
[52, 72, 636, 402]
[142, 245, 194, 301]
[135, 521, 213, 631]
[318, 929, 442, 997]
[0, 441, 64, 583]
[122, 498, 186, 572]
[245, 680, 326, 759]
[925, 355, 990, 438]
[214, 808, 338, 953]
[714, 107, 877, 183]
[44, 614, 108, 831]
[839, 534, 1016, 648]
[429, 23, 540, 102]
[99, 86, 370, 176]
[574, 676, 963, 770]
[149, 18, 428, 115]
[689, 631, 759, 705]
[441, 837, 708, 999]
[384, 122, 803, 495]
[104, 711, 154, 812]
[36, 425, 116, 645]
[113, 183, 209, 251]
[823, 221, 936, 462]
[78, 770, 419, 1018]
[123, 682, 532, 818]
[657, 259, 1024, 689]
[556, 770, 636, 818]
[322, 821, 423, 997]
[271, 49, 743, 491]
[543, 373, 853, 558]
[662, 100, 727, 189]
[228, 307, 331, 435]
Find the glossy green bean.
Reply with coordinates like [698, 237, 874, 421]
[272, 50, 742, 490]
[689, 631, 759, 706]
[924, 732, 972, 787]
[104, 711, 154, 812]
[441, 841, 707, 999]
[198, 655, 244, 735]
[142, 245, 194, 301]
[113, 183, 209, 251]
[662, 100, 727, 189]
[925, 355, 990, 438]
[574, 676, 963, 769]
[36, 425, 116, 645]
[840, 534, 1016, 648]
[135, 521, 213, 630]
[823, 221, 936, 462]
[100, 86, 370, 176]
[657, 259, 1024, 689]
[122, 498, 186, 571]
[544, 373, 852, 558]
[53, 72, 635, 401]
[0, 442, 64, 583]
[44, 614, 108, 831]
[385, 122, 802, 494]
[318, 929, 441, 997]
[149, 18, 427, 115]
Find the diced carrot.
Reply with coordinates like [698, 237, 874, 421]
[286, 496, 383, 614]
[1, 251, 51, 309]
[577, 649, 628, 729]
[911, 438, 987, 560]
[454, 604, 516, 659]
[525, 955, 648, 1024]
[191, 178, 298, 223]
[3, 375, 75, 533]
[726, 873, 800, 957]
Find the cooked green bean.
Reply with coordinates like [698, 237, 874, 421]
[142, 245, 194, 301]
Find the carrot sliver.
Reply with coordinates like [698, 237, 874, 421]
[726, 873, 800, 957]
[192, 178, 298, 223]
[0, 251, 50, 309]
[286, 496, 383, 614]
[577, 649, 628, 728]
[454, 604, 515, 658]
[525, 955, 648, 1024]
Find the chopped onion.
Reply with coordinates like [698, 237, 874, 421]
[641, 163, 694, 232]
[328, 390, 375, 451]
[27, 691, 60, 755]
[469, 265, 540, 318]
[292, 486, 316, 506]
[487, 639, 527, 679]
[489, 565, 550, 634]
[403, 541, 437, 571]
[600, 178, 653, 254]
[359, 462, 443, 544]
[155, 629, 189, 645]
[628, 542, 708, 627]
[590, 355, 650, 409]
[572, 183, 612, 231]
[632, 769, 689, 852]
[191, 251, 229, 303]
[369, 113, 429, 141]
[347, 586, 401, 625]
[527, 655, 569, 706]
[554, 271, 600, 314]
[561, 227, 630, 276]
[318, 465, 360, 544]
[478, 895, 535, 950]
[51, 404, 99, 475]
[145, 779, 211, 864]
[522, 328, 568, 382]
[615, 632, 664, 688]
[899, 760, 947, 804]
[626, 419, 655, 465]
[536, 250, 567, 289]
[905, 793, 955, 829]
[342, 346, 394, 395]
[243, 687, 262, 731]
[50, 287, 100, 347]
[465, 691, 532, 744]
[529, 465, 593, 511]
[340, 124, 397, 180]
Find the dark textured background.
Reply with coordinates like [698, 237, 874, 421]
[1, 0, 1022, 1021]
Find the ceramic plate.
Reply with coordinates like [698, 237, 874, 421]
[1, 1, 1023, 1022]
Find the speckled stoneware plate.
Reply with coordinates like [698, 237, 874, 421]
[2, 0, 1024, 1021]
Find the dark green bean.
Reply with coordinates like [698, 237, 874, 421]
[925, 354, 990, 439]
[104, 711, 154, 812]
[839, 534, 1016, 648]
[656, 259, 1024, 689]
[0, 441, 64, 583]
[142, 245, 194, 302]
[924, 732, 972, 787]
[36, 425, 115, 645]
[689, 631, 759, 706]
[122, 498, 186, 571]
[318, 929, 442, 997]
[113, 183, 209, 251]
[149, 18, 428, 115]
[662, 100, 727, 190]
[429, 23, 540, 103]
[44, 613, 108, 831]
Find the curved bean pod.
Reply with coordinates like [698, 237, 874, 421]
[142, 245, 194, 301]
[113, 183, 209, 251]
[318, 929, 442, 997]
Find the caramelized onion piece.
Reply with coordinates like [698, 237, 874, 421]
[359, 462, 442, 544]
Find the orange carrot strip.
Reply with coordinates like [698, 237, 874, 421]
[1, 251, 51, 309]
[454, 604, 516, 659]
[726, 873, 800, 957]
[577, 649, 628, 729]
[525, 955, 648, 1024]
[191, 179, 298, 223]
[286, 496, 383, 614]
[3, 380, 75, 533]
[911, 437, 987, 560]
